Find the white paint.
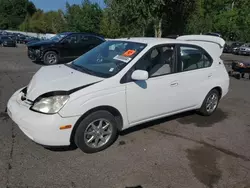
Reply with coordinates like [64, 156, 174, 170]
[7, 36, 230, 147]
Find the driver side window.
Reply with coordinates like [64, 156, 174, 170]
[63, 34, 78, 44]
[134, 45, 175, 77]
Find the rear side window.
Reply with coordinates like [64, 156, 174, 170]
[78, 35, 103, 45]
[178, 46, 212, 72]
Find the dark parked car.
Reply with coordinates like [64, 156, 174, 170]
[24, 37, 41, 44]
[166, 34, 180, 39]
[238, 43, 250, 56]
[27, 32, 105, 65]
[0, 36, 16, 47]
[16, 34, 27, 44]
[7, 35, 17, 42]
[230, 42, 245, 54]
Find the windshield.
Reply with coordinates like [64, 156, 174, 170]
[68, 41, 147, 78]
[50, 33, 67, 42]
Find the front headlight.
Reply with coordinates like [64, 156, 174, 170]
[31, 95, 69, 114]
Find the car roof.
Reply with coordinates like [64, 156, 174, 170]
[111, 37, 179, 45]
[111, 36, 225, 58]
[60, 32, 104, 38]
[110, 37, 210, 46]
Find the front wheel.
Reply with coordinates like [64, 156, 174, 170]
[74, 111, 118, 153]
[43, 51, 58, 65]
[198, 89, 220, 116]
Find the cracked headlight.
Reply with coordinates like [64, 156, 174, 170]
[31, 95, 69, 114]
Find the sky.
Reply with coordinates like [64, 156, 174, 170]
[30, 0, 105, 12]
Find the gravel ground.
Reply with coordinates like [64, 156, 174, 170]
[0, 45, 250, 188]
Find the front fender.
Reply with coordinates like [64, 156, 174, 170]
[59, 86, 129, 129]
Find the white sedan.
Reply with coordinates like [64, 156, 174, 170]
[7, 35, 229, 153]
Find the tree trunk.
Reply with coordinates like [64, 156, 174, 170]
[158, 18, 162, 38]
[142, 26, 145, 37]
[154, 18, 162, 38]
[154, 24, 158, 37]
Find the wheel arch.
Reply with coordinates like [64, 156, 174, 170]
[43, 49, 60, 57]
[212, 86, 222, 99]
[70, 105, 123, 144]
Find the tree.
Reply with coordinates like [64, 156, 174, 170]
[65, 0, 102, 33]
[0, 0, 36, 29]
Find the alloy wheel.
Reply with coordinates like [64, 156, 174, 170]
[46, 53, 57, 64]
[206, 93, 218, 113]
[83, 119, 113, 149]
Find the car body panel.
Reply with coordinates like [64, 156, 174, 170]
[27, 32, 105, 63]
[26, 65, 104, 101]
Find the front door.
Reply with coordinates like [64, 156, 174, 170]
[59, 34, 79, 60]
[125, 44, 187, 124]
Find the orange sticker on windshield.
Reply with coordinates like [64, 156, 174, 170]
[122, 50, 136, 57]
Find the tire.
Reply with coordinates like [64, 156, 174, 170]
[198, 89, 220, 116]
[74, 110, 118, 153]
[43, 51, 58, 65]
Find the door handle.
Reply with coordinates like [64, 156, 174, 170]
[208, 73, 212, 78]
[170, 82, 178, 87]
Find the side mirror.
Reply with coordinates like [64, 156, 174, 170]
[131, 70, 149, 81]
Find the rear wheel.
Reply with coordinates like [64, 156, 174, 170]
[74, 110, 118, 153]
[43, 51, 58, 65]
[198, 89, 220, 116]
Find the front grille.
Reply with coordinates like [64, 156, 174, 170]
[28, 48, 37, 60]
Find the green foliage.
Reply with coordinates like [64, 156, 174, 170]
[0, 0, 36, 29]
[2, 0, 250, 42]
[65, 0, 102, 33]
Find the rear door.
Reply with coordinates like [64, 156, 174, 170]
[77, 34, 104, 56]
[174, 44, 215, 108]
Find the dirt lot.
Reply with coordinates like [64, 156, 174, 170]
[0, 45, 250, 188]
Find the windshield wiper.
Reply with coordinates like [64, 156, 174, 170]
[71, 63, 96, 76]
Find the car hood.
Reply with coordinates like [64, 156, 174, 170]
[26, 65, 104, 101]
[27, 39, 56, 47]
[26, 39, 41, 45]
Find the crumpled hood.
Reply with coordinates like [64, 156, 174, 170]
[26, 65, 104, 101]
[27, 39, 55, 47]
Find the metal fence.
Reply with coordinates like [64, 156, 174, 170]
[5, 30, 56, 39]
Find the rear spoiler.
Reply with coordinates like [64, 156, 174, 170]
[177, 35, 226, 57]
[177, 35, 225, 48]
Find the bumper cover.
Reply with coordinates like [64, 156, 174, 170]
[7, 88, 80, 146]
[27, 48, 42, 61]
